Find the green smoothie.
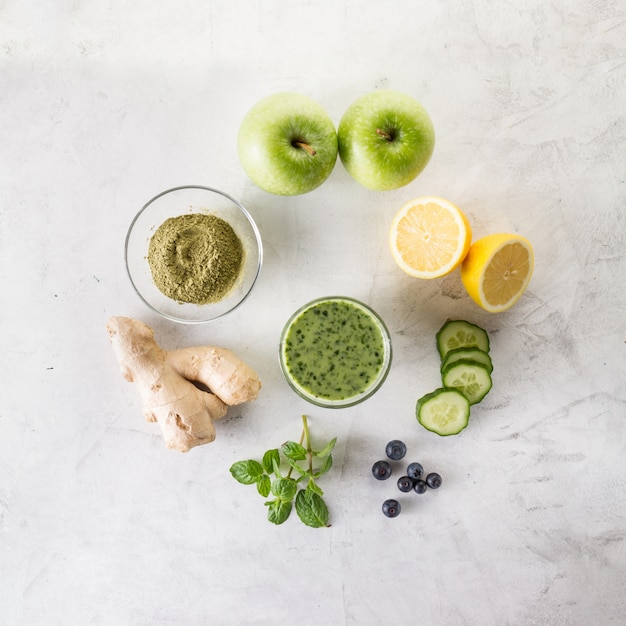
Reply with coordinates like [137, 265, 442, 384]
[280, 297, 391, 406]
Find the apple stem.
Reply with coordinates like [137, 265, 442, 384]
[376, 128, 394, 141]
[293, 141, 317, 156]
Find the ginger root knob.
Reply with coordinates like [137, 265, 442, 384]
[106, 316, 261, 452]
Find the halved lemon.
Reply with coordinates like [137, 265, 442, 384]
[460, 233, 534, 313]
[389, 197, 472, 279]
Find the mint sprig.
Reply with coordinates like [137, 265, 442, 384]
[230, 415, 335, 527]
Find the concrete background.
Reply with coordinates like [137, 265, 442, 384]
[1, 1, 625, 624]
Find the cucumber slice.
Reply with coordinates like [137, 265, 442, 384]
[436, 319, 490, 359]
[441, 359, 492, 405]
[416, 388, 470, 436]
[440, 347, 493, 375]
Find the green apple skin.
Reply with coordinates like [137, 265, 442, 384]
[337, 90, 435, 191]
[237, 93, 338, 196]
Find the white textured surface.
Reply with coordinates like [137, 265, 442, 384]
[1, 1, 625, 624]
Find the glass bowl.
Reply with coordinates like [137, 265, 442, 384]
[279, 296, 392, 408]
[125, 185, 263, 323]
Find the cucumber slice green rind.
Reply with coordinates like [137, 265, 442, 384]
[441, 359, 493, 405]
[436, 320, 490, 359]
[416, 388, 471, 436]
[441, 347, 493, 375]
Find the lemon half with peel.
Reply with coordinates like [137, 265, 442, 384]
[461, 233, 534, 313]
[389, 197, 472, 279]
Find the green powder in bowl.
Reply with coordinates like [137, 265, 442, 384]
[125, 185, 263, 324]
[147, 213, 243, 305]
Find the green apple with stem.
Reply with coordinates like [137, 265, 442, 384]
[237, 93, 338, 195]
[337, 90, 435, 191]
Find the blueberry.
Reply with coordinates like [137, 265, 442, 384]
[371, 460, 393, 480]
[413, 479, 428, 494]
[426, 472, 442, 489]
[406, 462, 424, 479]
[385, 440, 407, 461]
[382, 499, 401, 518]
[397, 476, 414, 493]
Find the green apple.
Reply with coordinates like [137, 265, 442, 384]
[237, 93, 338, 195]
[337, 90, 435, 191]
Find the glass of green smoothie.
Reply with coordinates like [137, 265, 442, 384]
[279, 297, 392, 408]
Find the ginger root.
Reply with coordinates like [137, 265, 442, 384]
[106, 316, 261, 452]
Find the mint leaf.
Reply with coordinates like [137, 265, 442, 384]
[312, 437, 337, 458]
[230, 460, 264, 485]
[306, 478, 324, 497]
[313, 454, 333, 478]
[256, 474, 271, 498]
[266, 499, 292, 525]
[295, 489, 329, 528]
[262, 449, 280, 474]
[282, 441, 307, 460]
[271, 477, 298, 502]
[285, 456, 307, 477]
[272, 456, 283, 478]
[230, 416, 336, 528]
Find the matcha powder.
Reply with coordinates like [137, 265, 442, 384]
[147, 213, 244, 305]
